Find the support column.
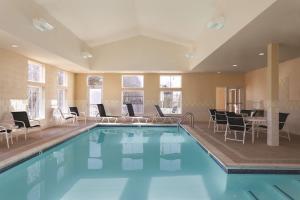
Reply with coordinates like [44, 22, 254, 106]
[266, 43, 279, 146]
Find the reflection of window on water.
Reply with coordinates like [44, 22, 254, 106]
[27, 182, 42, 200]
[53, 149, 65, 165]
[160, 158, 181, 171]
[88, 158, 103, 170]
[122, 158, 143, 171]
[57, 166, 65, 183]
[88, 136, 103, 170]
[160, 133, 184, 155]
[121, 132, 145, 154]
[27, 161, 41, 185]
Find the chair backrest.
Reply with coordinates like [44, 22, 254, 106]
[97, 104, 107, 117]
[226, 112, 241, 117]
[253, 110, 265, 117]
[279, 112, 289, 130]
[240, 109, 253, 117]
[11, 111, 31, 128]
[69, 107, 79, 116]
[155, 105, 165, 117]
[208, 109, 216, 120]
[227, 116, 245, 131]
[215, 111, 227, 124]
[126, 104, 135, 117]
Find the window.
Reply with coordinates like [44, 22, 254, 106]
[28, 86, 44, 119]
[160, 75, 182, 114]
[57, 71, 68, 111]
[160, 75, 181, 88]
[28, 61, 44, 83]
[57, 89, 66, 110]
[57, 71, 67, 87]
[122, 75, 144, 115]
[160, 91, 182, 114]
[27, 60, 45, 119]
[122, 75, 143, 88]
[87, 76, 103, 117]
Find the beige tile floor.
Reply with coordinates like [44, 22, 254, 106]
[184, 122, 300, 169]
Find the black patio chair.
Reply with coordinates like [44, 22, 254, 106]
[11, 111, 41, 140]
[214, 111, 227, 133]
[153, 105, 181, 123]
[69, 106, 87, 124]
[125, 103, 150, 123]
[96, 104, 118, 123]
[225, 115, 251, 144]
[259, 112, 290, 141]
[208, 109, 216, 128]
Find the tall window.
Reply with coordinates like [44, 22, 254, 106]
[57, 71, 68, 111]
[122, 75, 144, 115]
[159, 75, 182, 114]
[28, 61, 45, 119]
[87, 76, 103, 117]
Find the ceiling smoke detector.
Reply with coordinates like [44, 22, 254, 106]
[81, 51, 93, 59]
[33, 18, 55, 32]
[207, 16, 225, 30]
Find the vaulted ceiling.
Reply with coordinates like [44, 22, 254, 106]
[0, 0, 288, 73]
[34, 0, 216, 47]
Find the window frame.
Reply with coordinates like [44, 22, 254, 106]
[159, 75, 182, 89]
[121, 90, 145, 115]
[28, 60, 45, 83]
[27, 85, 45, 120]
[159, 90, 182, 115]
[122, 75, 144, 89]
[87, 76, 103, 117]
[57, 71, 68, 87]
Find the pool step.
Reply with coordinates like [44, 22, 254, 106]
[272, 180, 300, 200]
[247, 191, 259, 200]
[272, 185, 295, 200]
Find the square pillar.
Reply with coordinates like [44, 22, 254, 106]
[266, 43, 279, 146]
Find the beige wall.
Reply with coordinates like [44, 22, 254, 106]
[0, 48, 75, 127]
[245, 57, 300, 134]
[90, 36, 189, 72]
[75, 72, 244, 121]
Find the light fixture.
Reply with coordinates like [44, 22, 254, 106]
[33, 18, 55, 32]
[217, 72, 221, 74]
[207, 16, 225, 30]
[185, 53, 194, 59]
[233, 64, 238, 67]
[11, 44, 19, 48]
[81, 51, 93, 59]
[258, 52, 265, 56]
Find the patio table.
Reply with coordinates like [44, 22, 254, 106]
[246, 117, 267, 144]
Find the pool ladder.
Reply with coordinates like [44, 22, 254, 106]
[178, 112, 194, 128]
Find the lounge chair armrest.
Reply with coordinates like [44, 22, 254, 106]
[13, 120, 26, 128]
[30, 119, 41, 124]
[70, 112, 78, 116]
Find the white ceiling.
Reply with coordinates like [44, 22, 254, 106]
[194, 0, 300, 72]
[34, 0, 216, 47]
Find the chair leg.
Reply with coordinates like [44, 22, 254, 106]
[225, 126, 228, 142]
[5, 133, 9, 149]
[208, 118, 211, 128]
[243, 130, 246, 144]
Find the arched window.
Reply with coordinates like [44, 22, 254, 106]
[87, 76, 103, 116]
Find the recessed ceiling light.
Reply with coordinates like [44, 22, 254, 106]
[258, 52, 265, 56]
[233, 64, 238, 67]
[11, 44, 19, 48]
[217, 72, 221, 74]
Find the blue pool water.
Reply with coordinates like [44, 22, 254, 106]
[0, 126, 300, 200]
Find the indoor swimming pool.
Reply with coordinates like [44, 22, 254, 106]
[0, 126, 299, 200]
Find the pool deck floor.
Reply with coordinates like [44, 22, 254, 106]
[1, 121, 300, 173]
[184, 122, 300, 171]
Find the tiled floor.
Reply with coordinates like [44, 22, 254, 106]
[184, 122, 300, 169]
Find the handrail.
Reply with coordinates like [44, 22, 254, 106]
[178, 112, 194, 128]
